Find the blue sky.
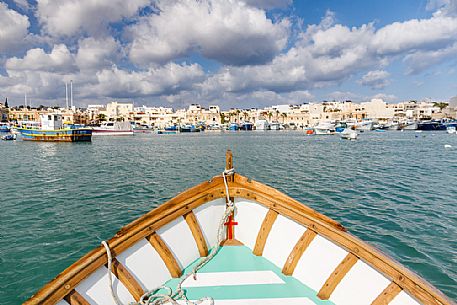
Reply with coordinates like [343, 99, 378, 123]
[0, 0, 456, 108]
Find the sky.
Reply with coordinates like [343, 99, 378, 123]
[0, 0, 457, 109]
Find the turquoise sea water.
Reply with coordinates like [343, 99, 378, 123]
[0, 131, 456, 304]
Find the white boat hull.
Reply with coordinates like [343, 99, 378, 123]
[340, 130, 358, 140]
[402, 122, 418, 130]
[355, 121, 373, 130]
[92, 130, 134, 136]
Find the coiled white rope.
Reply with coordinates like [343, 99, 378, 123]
[102, 168, 236, 305]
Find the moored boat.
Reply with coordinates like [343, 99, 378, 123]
[228, 123, 239, 131]
[92, 122, 134, 136]
[180, 124, 200, 132]
[0, 122, 11, 132]
[255, 119, 269, 130]
[24, 151, 455, 305]
[240, 122, 254, 131]
[354, 119, 373, 131]
[400, 120, 418, 130]
[340, 128, 358, 140]
[18, 114, 92, 142]
[269, 121, 281, 130]
[417, 120, 446, 131]
[1, 134, 16, 141]
[314, 122, 335, 135]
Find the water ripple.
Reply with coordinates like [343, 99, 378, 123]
[0, 131, 456, 304]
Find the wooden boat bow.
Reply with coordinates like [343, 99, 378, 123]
[24, 151, 455, 305]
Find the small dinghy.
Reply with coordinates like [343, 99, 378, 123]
[340, 129, 358, 140]
[25, 151, 454, 305]
[2, 134, 16, 141]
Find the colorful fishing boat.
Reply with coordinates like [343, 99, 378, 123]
[18, 114, 92, 142]
[25, 151, 454, 305]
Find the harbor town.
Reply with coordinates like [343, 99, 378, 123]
[2, 1, 457, 304]
[1, 97, 457, 134]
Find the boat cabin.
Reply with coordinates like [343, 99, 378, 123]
[40, 113, 63, 130]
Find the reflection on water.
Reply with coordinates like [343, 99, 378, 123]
[0, 131, 456, 304]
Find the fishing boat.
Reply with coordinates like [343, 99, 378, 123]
[228, 123, 239, 131]
[240, 122, 254, 131]
[25, 151, 454, 305]
[18, 114, 92, 142]
[158, 125, 179, 134]
[417, 120, 446, 131]
[92, 122, 134, 136]
[180, 124, 200, 133]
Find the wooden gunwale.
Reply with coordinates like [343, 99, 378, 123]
[25, 173, 454, 305]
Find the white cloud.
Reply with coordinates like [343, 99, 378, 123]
[81, 63, 205, 98]
[242, 0, 292, 9]
[371, 93, 397, 102]
[13, 0, 31, 10]
[403, 42, 457, 74]
[76, 37, 121, 70]
[128, 0, 289, 65]
[0, 3, 30, 53]
[36, 0, 150, 37]
[5, 44, 76, 73]
[2, 2, 457, 107]
[428, 0, 457, 17]
[358, 70, 390, 89]
[326, 91, 361, 101]
[372, 16, 457, 55]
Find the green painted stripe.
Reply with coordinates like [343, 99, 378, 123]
[160, 246, 335, 305]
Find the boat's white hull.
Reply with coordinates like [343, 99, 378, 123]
[255, 120, 270, 130]
[35, 196, 442, 305]
[92, 130, 134, 136]
[314, 128, 334, 135]
[270, 123, 280, 130]
[340, 130, 358, 140]
[355, 121, 373, 130]
[447, 127, 456, 134]
[402, 122, 418, 130]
